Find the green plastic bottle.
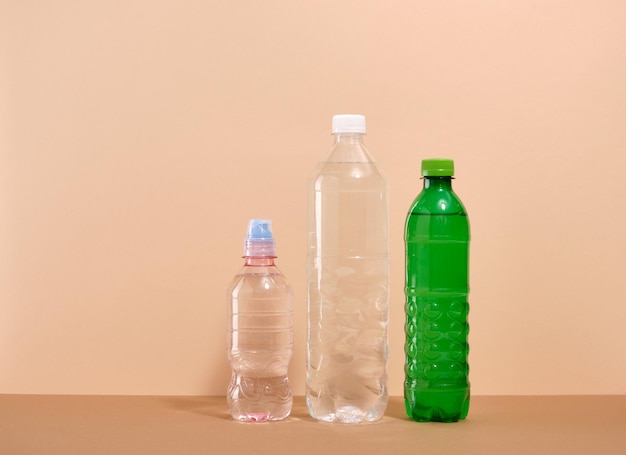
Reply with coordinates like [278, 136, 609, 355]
[404, 158, 470, 422]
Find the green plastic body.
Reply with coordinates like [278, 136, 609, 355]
[404, 176, 470, 422]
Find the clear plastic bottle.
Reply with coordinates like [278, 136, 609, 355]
[404, 159, 470, 422]
[306, 114, 389, 423]
[227, 219, 293, 422]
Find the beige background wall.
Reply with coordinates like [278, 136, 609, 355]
[1, 1, 625, 396]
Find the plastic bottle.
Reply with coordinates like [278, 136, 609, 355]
[227, 219, 293, 422]
[404, 158, 470, 422]
[306, 114, 389, 423]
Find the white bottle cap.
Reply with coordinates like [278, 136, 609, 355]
[332, 114, 366, 134]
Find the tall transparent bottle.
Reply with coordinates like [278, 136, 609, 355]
[306, 114, 389, 423]
[227, 219, 293, 422]
[404, 159, 470, 422]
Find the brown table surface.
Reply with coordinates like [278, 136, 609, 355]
[1, 395, 625, 454]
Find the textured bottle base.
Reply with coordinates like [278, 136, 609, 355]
[404, 387, 469, 422]
[306, 394, 387, 423]
[227, 375, 292, 422]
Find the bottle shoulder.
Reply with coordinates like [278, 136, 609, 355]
[324, 137, 374, 163]
[408, 187, 468, 216]
[228, 265, 294, 297]
[310, 162, 387, 190]
[405, 187, 470, 239]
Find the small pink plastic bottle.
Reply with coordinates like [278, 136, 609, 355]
[226, 219, 293, 422]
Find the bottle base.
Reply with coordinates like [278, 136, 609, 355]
[404, 388, 470, 423]
[228, 405, 292, 423]
[306, 395, 387, 423]
[227, 375, 292, 423]
[230, 411, 289, 423]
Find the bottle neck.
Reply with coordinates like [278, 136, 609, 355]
[423, 176, 453, 190]
[244, 257, 276, 266]
[333, 132, 365, 143]
[328, 133, 372, 163]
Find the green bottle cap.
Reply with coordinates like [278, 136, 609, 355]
[421, 158, 454, 177]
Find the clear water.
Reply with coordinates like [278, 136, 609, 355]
[307, 159, 389, 423]
[306, 257, 389, 423]
[227, 263, 293, 422]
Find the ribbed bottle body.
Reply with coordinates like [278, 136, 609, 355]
[228, 261, 293, 422]
[404, 176, 470, 422]
[307, 158, 389, 423]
